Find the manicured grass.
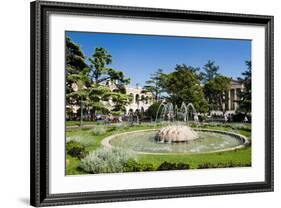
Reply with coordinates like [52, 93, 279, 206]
[66, 122, 251, 175]
[66, 155, 84, 175]
[136, 146, 251, 169]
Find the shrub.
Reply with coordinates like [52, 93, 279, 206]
[145, 101, 162, 120]
[197, 162, 216, 169]
[232, 113, 251, 123]
[66, 140, 88, 159]
[124, 159, 155, 172]
[142, 163, 155, 171]
[79, 148, 135, 174]
[66, 135, 92, 146]
[176, 162, 190, 170]
[90, 126, 107, 136]
[197, 162, 251, 169]
[157, 161, 177, 170]
[157, 161, 190, 171]
[198, 115, 208, 122]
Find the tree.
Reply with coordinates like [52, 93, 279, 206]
[204, 75, 231, 113]
[65, 38, 131, 120]
[66, 69, 91, 126]
[175, 64, 203, 81]
[237, 61, 251, 113]
[110, 90, 131, 115]
[88, 48, 130, 87]
[88, 47, 131, 116]
[65, 37, 90, 122]
[143, 69, 164, 102]
[66, 37, 88, 74]
[87, 84, 112, 118]
[200, 60, 220, 83]
[161, 65, 208, 112]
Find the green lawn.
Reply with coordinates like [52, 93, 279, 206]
[66, 122, 251, 175]
[137, 147, 251, 169]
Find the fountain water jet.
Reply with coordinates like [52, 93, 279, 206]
[155, 101, 199, 143]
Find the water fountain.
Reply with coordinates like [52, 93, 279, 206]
[155, 101, 199, 143]
[101, 101, 249, 154]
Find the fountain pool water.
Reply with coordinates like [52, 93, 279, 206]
[101, 102, 249, 154]
[101, 129, 248, 154]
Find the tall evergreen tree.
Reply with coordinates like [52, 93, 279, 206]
[88, 47, 130, 87]
[143, 69, 164, 102]
[66, 69, 91, 126]
[237, 61, 251, 113]
[88, 47, 131, 116]
[65, 37, 90, 123]
[200, 60, 220, 83]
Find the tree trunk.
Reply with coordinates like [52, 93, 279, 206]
[80, 99, 83, 126]
[91, 108, 96, 121]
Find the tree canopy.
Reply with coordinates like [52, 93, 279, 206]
[88, 47, 130, 87]
[237, 61, 251, 113]
[143, 69, 164, 102]
[160, 64, 209, 112]
[200, 60, 220, 83]
[65, 37, 132, 122]
[204, 75, 231, 112]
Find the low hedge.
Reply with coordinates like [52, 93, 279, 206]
[66, 140, 88, 159]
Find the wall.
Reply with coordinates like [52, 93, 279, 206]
[0, 0, 279, 207]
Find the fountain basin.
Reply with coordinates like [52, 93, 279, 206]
[101, 128, 249, 155]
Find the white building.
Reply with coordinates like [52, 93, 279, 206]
[210, 79, 245, 115]
[125, 85, 154, 114]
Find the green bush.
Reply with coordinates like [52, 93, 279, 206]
[79, 148, 135, 174]
[66, 140, 88, 159]
[145, 101, 162, 120]
[124, 159, 155, 172]
[90, 126, 107, 136]
[197, 162, 251, 169]
[176, 162, 191, 170]
[198, 115, 208, 122]
[232, 113, 251, 122]
[157, 161, 190, 171]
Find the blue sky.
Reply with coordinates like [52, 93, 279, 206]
[66, 31, 251, 87]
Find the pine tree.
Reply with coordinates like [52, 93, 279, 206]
[237, 61, 251, 113]
[200, 60, 220, 83]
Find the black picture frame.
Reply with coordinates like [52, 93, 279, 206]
[30, 0, 274, 207]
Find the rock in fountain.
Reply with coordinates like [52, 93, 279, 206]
[155, 125, 199, 143]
